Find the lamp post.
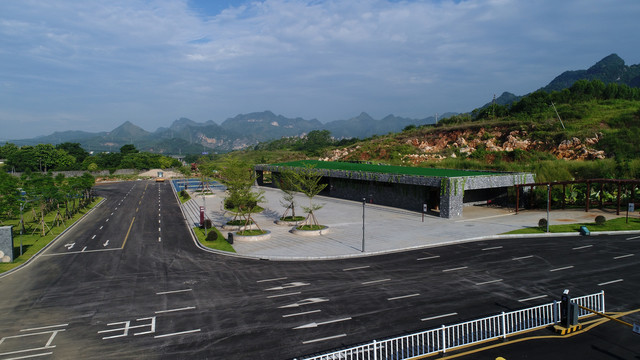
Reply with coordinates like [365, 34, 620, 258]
[362, 197, 366, 252]
[547, 184, 550, 233]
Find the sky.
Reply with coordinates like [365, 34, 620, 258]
[1, 0, 639, 140]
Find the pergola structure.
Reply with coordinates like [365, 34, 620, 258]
[514, 178, 640, 215]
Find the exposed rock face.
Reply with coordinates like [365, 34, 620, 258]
[325, 127, 606, 164]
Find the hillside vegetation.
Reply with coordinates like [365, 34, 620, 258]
[202, 79, 640, 182]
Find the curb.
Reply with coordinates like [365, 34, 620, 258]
[0, 198, 106, 278]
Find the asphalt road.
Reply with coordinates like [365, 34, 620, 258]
[0, 181, 639, 359]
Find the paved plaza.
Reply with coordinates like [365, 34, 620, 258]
[181, 186, 633, 260]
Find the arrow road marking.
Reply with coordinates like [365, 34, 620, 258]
[294, 317, 352, 329]
[64, 243, 75, 250]
[103, 240, 110, 247]
[279, 298, 329, 309]
[264, 282, 310, 291]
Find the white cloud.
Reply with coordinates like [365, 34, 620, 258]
[0, 0, 639, 139]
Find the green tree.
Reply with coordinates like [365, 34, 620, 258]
[275, 168, 299, 220]
[291, 164, 327, 226]
[0, 171, 20, 221]
[120, 144, 139, 155]
[218, 159, 265, 232]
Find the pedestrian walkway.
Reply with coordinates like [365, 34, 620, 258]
[181, 186, 632, 259]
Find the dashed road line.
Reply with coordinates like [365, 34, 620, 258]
[550, 265, 574, 272]
[475, 279, 503, 286]
[598, 279, 623, 286]
[572, 245, 593, 250]
[156, 289, 192, 295]
[518, 294, 548, 302]
[282, 310, 321, 318]
[387, 293, 420, 301]
[267, 292, 301, 299]
[421, 312, 457, 322]
[442, 266, 467, 272]
[512, 255, 533, 261]
[417, 255, 440, 261]
[257, 276, 288, 282]
[154, 306, 196, 314]
[20, 324, 68, 332]
[626, 235, 640, 240]
[481, 246, 503, 251]
[154, 329, 201, 339]
[295, 318, 352, 330]
[342, 265, 370, 271]
[361, 278, 391, 285]
[302, 334, 347, 344]
[613, 254, 634, 259]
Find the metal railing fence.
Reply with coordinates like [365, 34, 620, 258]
[300, 291, 604, 360]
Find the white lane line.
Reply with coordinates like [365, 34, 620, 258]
[81, 246, 87, 252]
[103, 240, 110, 247]
[158, 227, 161, 232]
[6, 352, 54, 359]
[442, 266, 467, 272]
[613, 254, 634, 259]
[475, 279, 503, 286]
[91, 235, 96, 240]
[361, 278, 391, 285]
[512, 255, 534, 261]
[257, 277, 288, 283]
[343, 265, 370, 271]
[156, 289, 192, 295]
[158, 237, 161, 242]
[279, 298, 329, 309]
[154, 329, 201, 339]
[43, 248, 122, 256]
[481, 246, 503, 251]
[294, 317, 352, 330]
[282, 310, 321, 318]
[626, 235, 640, 240]
[106, 219, 109, 222]
[598, 279, 623, 286]
[267, 292, 301, 299]
[550, 266, 574, 272]
[155, 306, 196, 314]
[421, 312, 458, 322]
[455, 213, 512, 222]
[99, 226, 103, 230]
[20, 324, 68, 332]
[518, 295, 548, 302]
[572, 245, 593, 250]
[111, 212, 113, 216]
[417, 255, 440, 261]
[302, 334, 347, 344]
[387, 293, 420, 301]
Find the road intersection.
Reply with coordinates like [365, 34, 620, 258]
[1, 181, 639, 359]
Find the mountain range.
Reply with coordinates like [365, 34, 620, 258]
[8, 53, 639, 155]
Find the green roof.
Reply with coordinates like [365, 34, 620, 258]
[268, 160, 504, 178]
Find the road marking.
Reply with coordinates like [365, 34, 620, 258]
[475, 279, 503, 286]
[44, 248, 122, 256]
[572, 245, 593, 250]
[158, 237, 161, 242]
[154, 306, 196, 314]
[6, 351, 54, 358]
[512, 255, 533, 261]
[121, 217, 135, 249]
[99, 226, 103, 230]
[264, 282, 309, 291]
[81, 246, 87, 252]
[550, 265, 574, 272]
[91, 235, 96, 240]
[158, 227, 161, 232]
[295, 318, 352, 330]
[302, 334, 347, 344]
[626, 235, 640, 240]
[158, 219, 161, 224]
[387, 293, 420, 301]
[613, 254, 634, 259]
[421, 312, 457, 322]
[99, 317, 155, 339]
[443, 266, 467, 272]
[481, 246, 503, 251]
[417, 255, 440, 261]
[361, 278, 390, 285]
[342, 266, 370, 271]
[154, 329, 201, 339]
[518, 295, 548, 302]
[64, 243, 75, 250]
[598, 279, 623, 286]
[257, 277, 289, 282]
[267, 292, 301, 299]
[279, 298, 329, 309]
[110, 213, 113, 216]
[282, 310, 321, 318]
[20, 324, 68, 332]
[156, 289, 193, 295]
[106, 219, 109, 222]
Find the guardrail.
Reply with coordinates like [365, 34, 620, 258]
[300, 291, 605, 360]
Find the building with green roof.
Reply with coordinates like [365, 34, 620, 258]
[254, 160, 535, 218]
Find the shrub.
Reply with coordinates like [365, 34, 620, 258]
[595, 215, 606, 225]
[206, 230, 218, 241]
[202, 219, 212, 229]
[180, 190, 190, 199]
[538, 218, 548, 229]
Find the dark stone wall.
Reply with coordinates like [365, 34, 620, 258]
[328, 178, 435, 213]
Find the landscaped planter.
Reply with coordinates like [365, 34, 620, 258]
[275, 216, 307, 226]
[290, 225, 330, 236]
[222, 223, 258, 231]
[232, 230, 271, 241]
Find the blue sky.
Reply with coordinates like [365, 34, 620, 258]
[1, 0, 639, 140]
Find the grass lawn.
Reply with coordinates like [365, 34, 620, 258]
[503, 216, 640, 234]
[192, 226, 236, 253]
[178, 192, 191, 204]
[0, 198, 103, 274]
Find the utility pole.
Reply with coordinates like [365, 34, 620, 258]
[362, 198, 366, 252]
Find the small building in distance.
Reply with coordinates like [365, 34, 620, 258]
[254, 160, 535, 219]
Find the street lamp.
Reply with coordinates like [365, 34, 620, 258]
[362, 197, 366, 252]
[547, 184, 550, 233]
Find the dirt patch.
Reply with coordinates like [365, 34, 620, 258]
[139, 169, 182, 178]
